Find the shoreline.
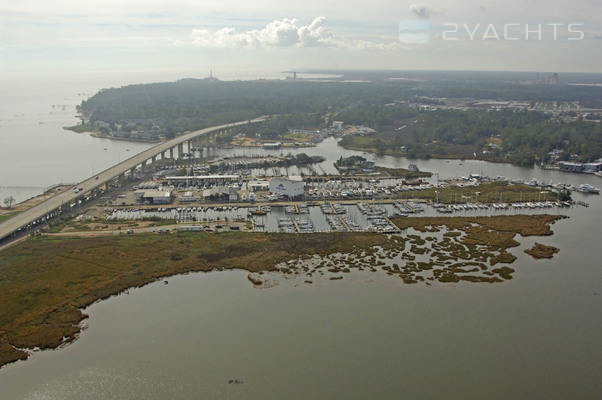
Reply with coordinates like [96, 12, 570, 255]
[0, 231, 390, 369]
[63, 125, 162, 144]
[339, 143, 528, 166]
[0, 184, 73, 223]
[340, 142, 602, 176]
[0, 214, 565, 370]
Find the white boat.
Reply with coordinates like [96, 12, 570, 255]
[577, 184, 600, 194]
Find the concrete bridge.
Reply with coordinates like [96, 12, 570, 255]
[0, 116, 267, 241]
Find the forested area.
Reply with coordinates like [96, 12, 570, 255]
[332, 104, 417, 131]
[76, 77, 601, 166]
[236, 113, 326, 139]
[78, 77, 602, 139]
[412, 81, 602, 108]
[339, 108, 602, 166]
[78, 79, 413, 138]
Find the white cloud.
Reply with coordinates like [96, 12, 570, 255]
[188, 16, 395, 50]
[298, 16, 334, 46]
[190, 17, 333, 48]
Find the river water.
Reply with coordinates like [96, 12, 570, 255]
[0, 78, 601, 399]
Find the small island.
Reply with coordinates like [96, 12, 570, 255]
[334, 155, 431, 178]
[525, 242, 560, 259]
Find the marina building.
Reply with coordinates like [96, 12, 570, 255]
[248, 180, 270, 191]
[165, 175, 238, 186]
[558, 161, 602, 173]
[269, 176, 305, 199]
[331, 121, 344, 130]
[134, 190, 172, 204]
[263, 142, 281, 150]
[583, 162, 602, 173]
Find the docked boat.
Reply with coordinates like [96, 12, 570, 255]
[249, 207, 267, 215]
[577, 184, 600, 194]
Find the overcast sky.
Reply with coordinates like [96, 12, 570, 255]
[1, 0, 601, 81]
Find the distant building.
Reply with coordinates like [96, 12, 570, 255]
[288, 128, 321, 135]
[134, 180, 159, 190]
[135, 190, 172, 204]
[248, 180, 270, 191]
[558, 161, 584, 173]
[354, 125, 376, 134]
[263, 142, 281, 150]
[269, 176, 304, 199]
[179, 191, 201, 203]
[558, 161, 602, 173]
[228, 188, 239, 202]
[331, 121, 344, 130]
[165, 175, 238, 186]
[583, 162, 602, 173]
[548, 149, 563, 161]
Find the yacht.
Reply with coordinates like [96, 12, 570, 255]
[249, 207, 267, 215]
[577, 184, 600, 194]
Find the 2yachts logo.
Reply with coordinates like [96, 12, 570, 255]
[399, 21, 585, 43]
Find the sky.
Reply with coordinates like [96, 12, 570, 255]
[1, 0, 601, 82]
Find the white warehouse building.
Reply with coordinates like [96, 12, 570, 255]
[134, 189, 172, 204]
[269, 176, 304, 199]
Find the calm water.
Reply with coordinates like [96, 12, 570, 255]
[0, 78, 153, 203]
[0, 78, 601, 399]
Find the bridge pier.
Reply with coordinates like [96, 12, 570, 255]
[170, 147, 174, 159]
[0, 117, 268, 243]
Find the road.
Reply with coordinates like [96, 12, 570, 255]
[0, 117, 267, 241]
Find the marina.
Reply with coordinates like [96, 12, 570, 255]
[104, 198, 579, 234]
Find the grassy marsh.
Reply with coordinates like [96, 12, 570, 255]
[0, 214, 565, 369]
